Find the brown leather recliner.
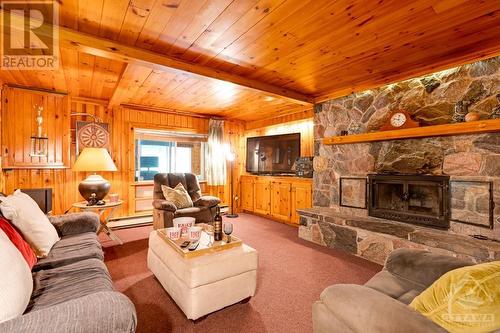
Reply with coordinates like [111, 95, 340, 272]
[152, 173, 221, 229]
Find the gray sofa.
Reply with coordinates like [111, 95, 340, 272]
[313, 248, 474, 333]
[152, 173, 220, 229]
[0, 212, 137, 333]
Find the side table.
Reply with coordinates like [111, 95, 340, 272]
[72, 200, 124, 245]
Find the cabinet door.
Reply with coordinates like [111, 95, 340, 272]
[240, 177, 255, 212]
[1, 87, 70, 169]
[254, 179, 271, 215]
[271, 181, 292, 222]
[291, 182, 312, 224]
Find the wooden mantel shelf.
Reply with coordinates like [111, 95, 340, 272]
[323, 119, 500, 145]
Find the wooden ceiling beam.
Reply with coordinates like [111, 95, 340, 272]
[56, 28, 314, 105]
[1, 11, 314, 104]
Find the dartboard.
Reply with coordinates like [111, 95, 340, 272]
[77, 122, 109, 148]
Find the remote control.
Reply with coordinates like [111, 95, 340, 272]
[180, 241, 190, 248]
[188, 241, 199, 251]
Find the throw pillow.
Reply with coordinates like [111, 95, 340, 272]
[0, 229, 33, 323]
[409, 261, 500, 333]
[0, 217, 37, 269]
[161, 183, 193, 209]
[0, 190, 59, 258]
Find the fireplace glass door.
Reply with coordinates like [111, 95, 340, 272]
[407, 183, 442, 216]
[368, 175, 450, 229]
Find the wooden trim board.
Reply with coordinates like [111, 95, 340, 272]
[323, 119, 500, 145]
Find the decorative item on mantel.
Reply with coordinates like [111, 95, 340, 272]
[379, 110, 420, 131]
[452, 101, 469, 123]
[30, 105, 48, 157]
[464, 111, 481, 122]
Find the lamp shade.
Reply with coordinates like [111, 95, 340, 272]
[73, 148, 117, 172]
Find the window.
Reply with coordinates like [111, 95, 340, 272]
[135, 129, 207, 182]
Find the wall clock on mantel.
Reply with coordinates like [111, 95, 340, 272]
[380, 110, 420, 131]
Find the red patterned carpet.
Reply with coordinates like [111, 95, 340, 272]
[99, 213, 381, 333]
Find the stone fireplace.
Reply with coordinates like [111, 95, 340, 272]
[298, 56, 500, 264]
[368, 174, 450, 229]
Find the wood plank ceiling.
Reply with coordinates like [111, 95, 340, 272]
[1, 0, 499, 121]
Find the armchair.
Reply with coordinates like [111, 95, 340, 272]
[152, 173, 221, 229]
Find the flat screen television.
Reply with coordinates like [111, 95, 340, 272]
[246, 133, 300, 175]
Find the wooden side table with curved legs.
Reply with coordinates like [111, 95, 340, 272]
[72, 200, 124, 245]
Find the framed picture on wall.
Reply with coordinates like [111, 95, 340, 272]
[339, 177, 367, 209]
[76, 121, 110, 155]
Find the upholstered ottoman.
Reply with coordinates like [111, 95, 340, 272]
[147, 230, 258, 320]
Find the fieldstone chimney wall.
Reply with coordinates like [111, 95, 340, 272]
[299, 57, 500, 263]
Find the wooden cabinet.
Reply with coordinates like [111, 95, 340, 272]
[241, 176, 255, 211]
[1, 86, 70, 169]
[271, 181, 291, 221]
[291, 182, 312, 224]
[253, 178, 271, 215]
[240, 175, 312, 225]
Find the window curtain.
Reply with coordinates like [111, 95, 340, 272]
[206, 119, 226, 186]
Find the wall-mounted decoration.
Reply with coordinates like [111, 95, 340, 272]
[76, 121, 110, 155]
[450, 180, 494, 229]
[339, 177, 367, 209]
[30, 105, 48, 157]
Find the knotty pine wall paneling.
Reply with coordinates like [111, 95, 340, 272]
[244, 114, 315, 157]
[1, 91, 244, 218]
[1, 86, 71, 169]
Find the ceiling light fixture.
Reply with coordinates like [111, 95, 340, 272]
[214, 80, 237, 101]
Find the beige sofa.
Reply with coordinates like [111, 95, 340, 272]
[313, 249, 474, 333]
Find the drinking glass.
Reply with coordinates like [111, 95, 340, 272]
[204, 224, 214, 247]
[223, 222, 233, 243]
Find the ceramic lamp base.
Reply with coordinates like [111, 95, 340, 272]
[78, 174, 111, 204]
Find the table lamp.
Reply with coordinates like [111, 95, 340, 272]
[73, 147, 117, 205]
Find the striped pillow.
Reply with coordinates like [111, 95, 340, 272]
[161, 183, 193, 209]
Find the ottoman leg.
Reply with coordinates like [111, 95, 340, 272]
[240, 296, 252, 304]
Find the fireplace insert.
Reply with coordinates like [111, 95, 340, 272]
[368, 174, 450, 229]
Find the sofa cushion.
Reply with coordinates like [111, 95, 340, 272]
[27, 258, 113, 313]
[385, 248, 472, 288]
[161, 183, 193, 209]
[33, 232, 103, 271]
[0, 190, 60, 258]
[0, 217, 37, 269]
[410, 261, 500, 333]
[0, 230, 33, 323]
[365, 270, 426, 305]
[317, 284, 447, 333]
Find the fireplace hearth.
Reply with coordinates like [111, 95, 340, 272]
[368, 174, 450, 229]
